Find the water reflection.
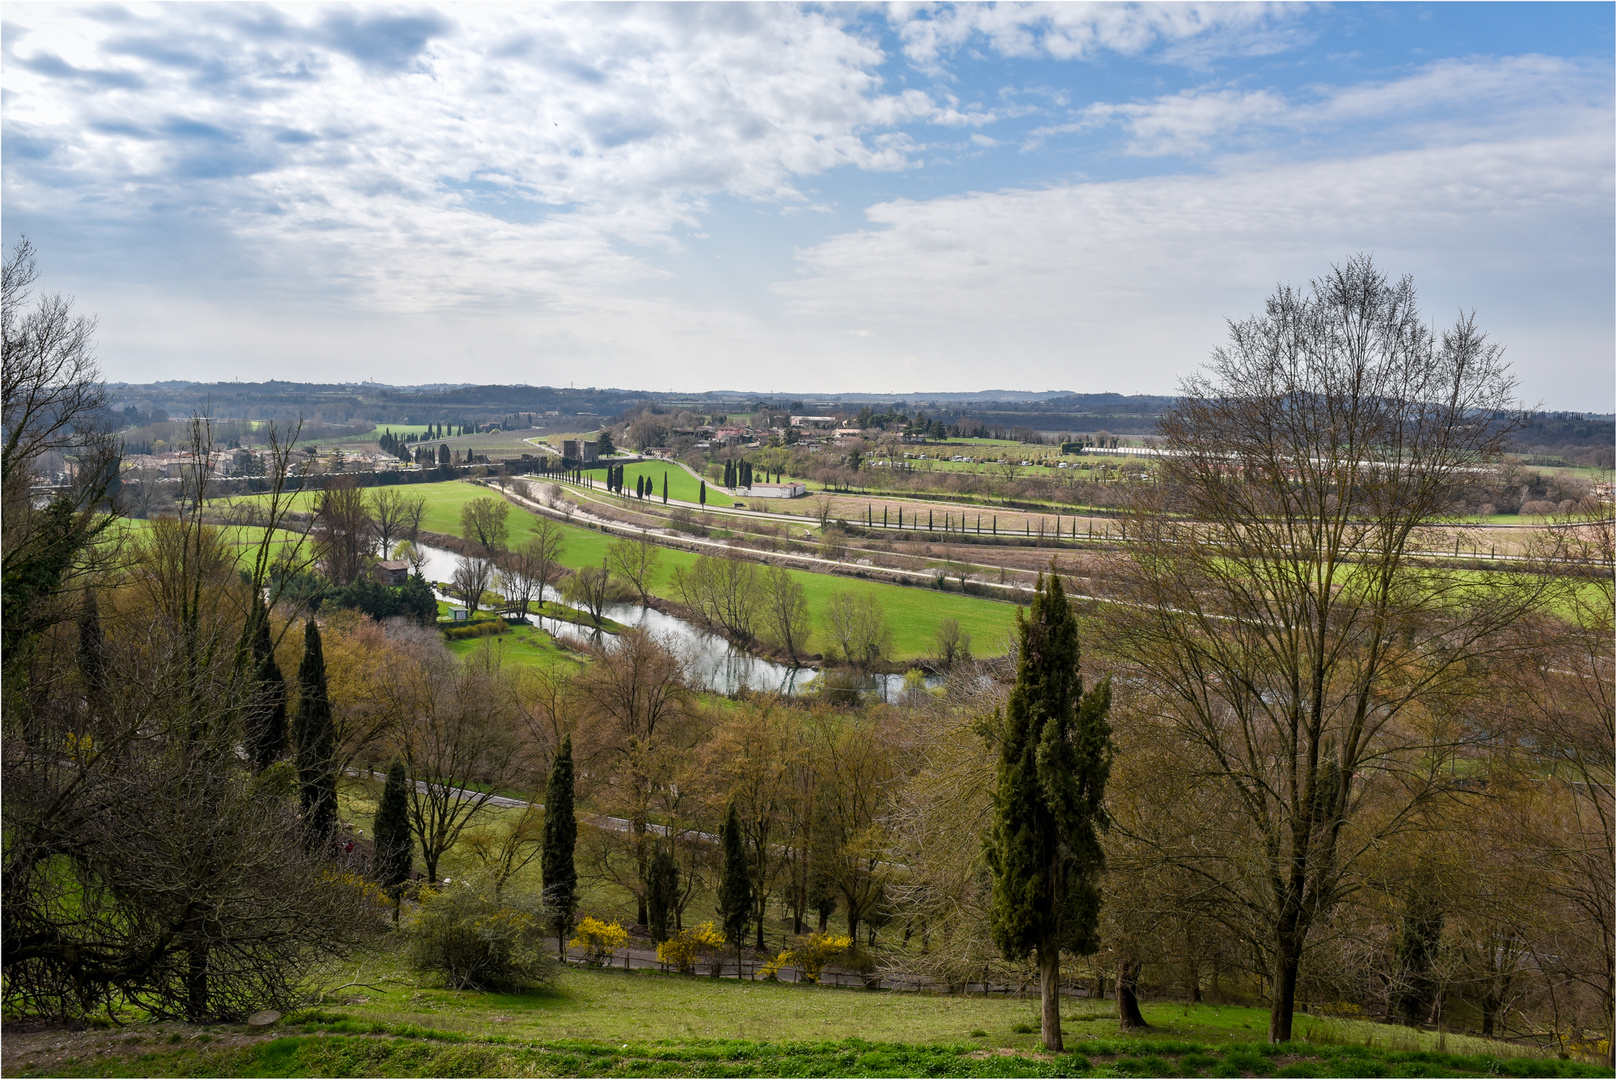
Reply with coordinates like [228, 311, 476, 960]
[413, 543, 942, 699]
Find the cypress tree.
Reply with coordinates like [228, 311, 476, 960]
[292, 619, 338, 849]
[662, 473, 668, 504]
[698, 480, 706, 507]
[984, 569, 1112, 1052]
[245, 599, 288, 771]
[541, 737, 579, 958]
[373, 759, 413, 921]
[646, 842, 680, 944]
[76, 590, 107, 707]
[718, 801, 752, 971]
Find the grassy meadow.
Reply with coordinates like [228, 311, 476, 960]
[7, 963, 1600, 1078]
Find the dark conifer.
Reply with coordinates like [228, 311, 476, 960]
[984, 568, 1112, 1051]
[541, 737, 579, 958]
[373, 759, 413, 921]
[718, 801, 752, 969]
[292, 619, 337, 848]
[647, 842, 680, 944]
[245, 599, 288, 771]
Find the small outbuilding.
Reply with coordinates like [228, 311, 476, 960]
[372, 560, 410, 586]
[746, 482, 807, 499]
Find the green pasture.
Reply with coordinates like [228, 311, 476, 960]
[578, 461, 707, 503]
[397, 481, 1022, 661]
[12, 960, 1597, 1078]
[355, 424, 432, 442]
[441, 622, 588, 674]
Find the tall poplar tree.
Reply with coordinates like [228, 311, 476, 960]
[985, 570, 1112, 1052]
[541, 737, 578, 958]
[718, 801, 752, 971]
[292, 619, 337, 848]
[373, 759, 413, 921]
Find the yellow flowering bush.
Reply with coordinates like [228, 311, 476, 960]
[570, 915, 628, 966]
[655, 921, 726, 974]
[787, 931, 851, 984]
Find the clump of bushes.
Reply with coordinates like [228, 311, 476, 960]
[758, 930, 851, 983]
[406, 878, 555, 991]
[442, 619, 509, 641]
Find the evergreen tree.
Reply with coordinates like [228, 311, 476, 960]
[541, 737, 579, 958]
[245, 598, 288, 771]
[718, 802, 752, 969]
[76, 590, 107, 706]
[646, 842, 680, 944]
[292, 619, 338, 848]
[398, 572, 438, 625]
[698, 480, 706, 507]
[662, 473, 668, 504]
[373, 759, 413, 921]
[984, 570, 1112, 1051]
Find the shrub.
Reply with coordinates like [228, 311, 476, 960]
[569, 916, 628, 967]
[406, 878, 555, 991]
[656, 921, 726, 975]
[442, 619, 509, 641]
[783, 931, 851, 984]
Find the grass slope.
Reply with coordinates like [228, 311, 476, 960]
[9, 969, 1598, 1078]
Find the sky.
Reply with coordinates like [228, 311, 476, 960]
[3, 2, 1612, 408]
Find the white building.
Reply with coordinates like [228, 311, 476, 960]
[746, 482, 806, 499]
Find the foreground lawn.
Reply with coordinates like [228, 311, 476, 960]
[6, 964, 1597, 1078]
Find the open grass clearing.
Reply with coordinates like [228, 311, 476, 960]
[6, 963, 1596, 1078]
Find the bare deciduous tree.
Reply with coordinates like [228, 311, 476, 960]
[391, 647, 527, 884]
[1105, 255, 1545, 1043]
[449, 554, 495, 616]
[607, 532, 662, 606]
[369, 488, 426, 559]
[574, 631, 701, 925]
[760, 565, 811, 664]
[460, 495, 510, 554]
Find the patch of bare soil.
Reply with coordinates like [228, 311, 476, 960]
[0, 1021, 268, 1076]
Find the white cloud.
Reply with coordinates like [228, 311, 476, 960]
[775, 124, 1614, 402]
[1077, 55, 1611, 156]
[2, 4, 941, 312]
[893, 2, 1304, 73]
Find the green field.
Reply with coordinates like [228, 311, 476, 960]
[414, 481, 1022, 661]
[213, 480, 1022, 661]
[8, 961, 1596, 1078]
[578, 461, 707, 503]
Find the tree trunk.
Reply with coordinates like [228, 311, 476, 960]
[1268, 936, 1302, 1043]
[185, 936, 209, 1022]
[1117, 959, 1148, 1029]
[1039, 944, 1064, 1052]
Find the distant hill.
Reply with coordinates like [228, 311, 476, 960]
[103, 381, 1611, 460]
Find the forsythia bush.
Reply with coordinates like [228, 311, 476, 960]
[407, 878, 555, 991]
[655, 921, 726, 974]
[787, 931, 851, 984]
[570, 916, 628, 966]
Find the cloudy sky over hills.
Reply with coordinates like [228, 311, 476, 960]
[3, 3, 1612, 406]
